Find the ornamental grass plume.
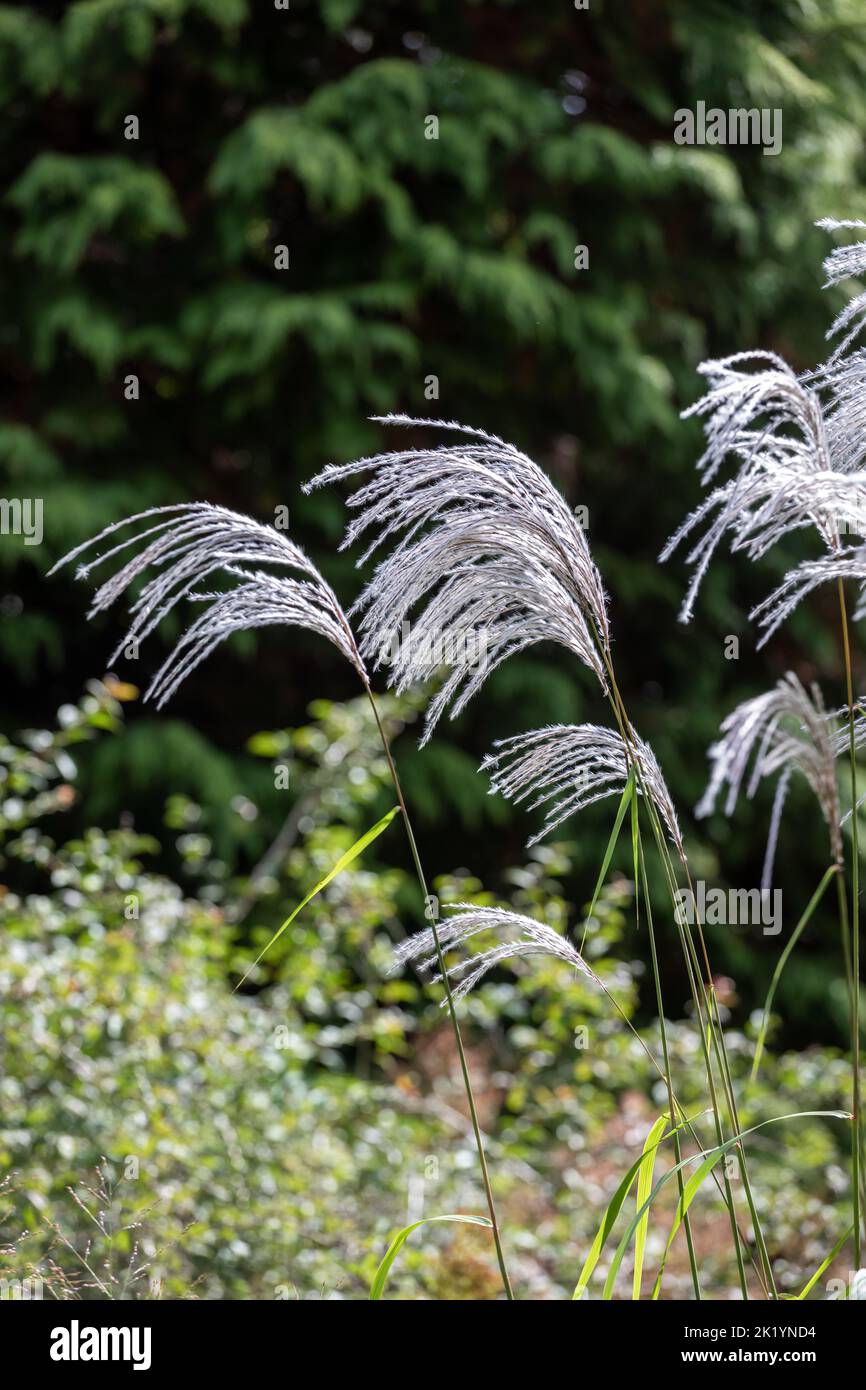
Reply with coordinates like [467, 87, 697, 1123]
[307, 414, 697, 890]
[662, 222, 866, 639]
[696, 673, 843, 887]
[816, 216, 866, 367]
[305, 416, 610, 743]
[393, 904, 603, 1004]
[48, 503, 368, 695]
[751, 546, 866, 642]
[481, 723, 684, 855]
[667, 217, 866, 1269]
[660, 354, 866, 631]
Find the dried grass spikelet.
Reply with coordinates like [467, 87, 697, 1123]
[305, 416, 610, 743]
[751, 546, 866, 642]
[481, 723, 684, 855]
[696, 673, 843, 885]
[831, 705, 866, 827]
[660, 353, 866, 619]
[664, 222, 866, 635]
[812, 219, 866, 476]
[816, 216, 866, 366]
[392, 904, 602, 1003]
[49, 503, 367, 704]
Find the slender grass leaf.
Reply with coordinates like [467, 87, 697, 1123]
[652, 1147, 722, 1299]
[602, 1110, 850, 1300]
[573, 1165, 640, 1301]
[787, 1224, 854, 1301]
[580, 768, 635, 950]
[370, 1214, 492, 1299]
[235, 805, 400, 989]
[572, 1114, 690, 1300]
[634, 1114, 668, 1299]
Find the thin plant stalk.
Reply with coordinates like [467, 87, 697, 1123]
[834, 869, 863, 1233]
[598, 651, 765, 1294]
[837, 577, 863, 1268]
[601, 650, 779, 1295]
[638, 790, 765, 1296]
[668, 852, 762, 1296]
[661, 820, 776, 1297]
[634, 815, 703, 1300]
[836, 871, 855, 1006]
[629, 751, 755, 1292]
[658, 785, 777, 1299]
[363, 685, 515, 1299]
[590, 925, 767, 1293]
[691, 924, 778, 1296]
[751, 865, 840, 1083]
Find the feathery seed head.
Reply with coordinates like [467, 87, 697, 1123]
[482, 722, 684, 854]
[665, 222, 866, 629]
[750, 545, 866, 644]
[697, 672, 843, 877]
[813, 219, 866, 475]
[305, 416, 610, 743]
[393, 904, 601, 1004]
[817, 217, 866, 358]
[49, 503, 367, 703]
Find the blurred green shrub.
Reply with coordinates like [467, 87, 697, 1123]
[0, 694, 856, 1297]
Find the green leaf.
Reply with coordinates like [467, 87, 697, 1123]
[580, 767, 635, 951]
[601, 1111, 850, 1300]
[573, 1113, 688, 1299]
[234, 805, 400, 989]
[788, 1224, 854, 1301]
[370, 1214, 492, 1300]
[651, 1150, 717, 1299]
[633, 1113, 668, 1299]
[245, 730, 290, 758]
[8, 154, 184, 272]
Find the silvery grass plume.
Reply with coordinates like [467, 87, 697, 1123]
[663, 221, 866, 639]
[816, 217, 866, 368]
[48, 503, 367, 703]
[812, 220, 866, 476]
[696, 673, 844, 888]
[304, 416, 610, 744]
[831, 706, 866, 826]
[751, 545, 866, 641]
[482, 723, 684, 856]
[393, 904, 602, 1003]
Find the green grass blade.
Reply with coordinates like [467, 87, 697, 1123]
[633, 1114, 668, 1299]
[369, 1214, 492, 1299]
[572, 1114, 689, 1300]
[751, 864, 838, 1083]
[651, 1147, 722, 1299]
[573, 1165, 640, 1301]
[602, 1110, 850, 1300]
[235, 805, 400, 989]
[789, 1224, 853, 1301]
[580, 768, 635, 951]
